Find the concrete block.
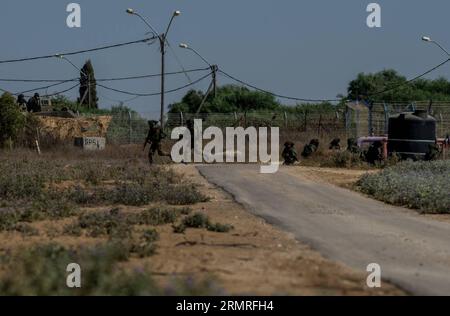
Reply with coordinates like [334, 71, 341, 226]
[74, 137, 106, 150]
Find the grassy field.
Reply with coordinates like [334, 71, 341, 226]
[0, 147, 235, 295]
[356, 160, 450, 214]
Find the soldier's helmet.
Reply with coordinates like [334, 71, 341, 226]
[148, 120, 158, 127]
[284, 141, 294, 148]
[34, 93, 40, 99]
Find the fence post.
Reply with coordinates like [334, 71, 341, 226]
[383, 102, 389, 135]
[128, 111, 132, 144]
[284, 111, 288, 128]
[304, 111, 308, 132]
[368, 103, 373, 136]
[318, 114, 322, 137]
[180, 111, 184, 126]
[344, 107, 349, 134]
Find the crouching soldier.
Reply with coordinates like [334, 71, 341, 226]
[346, 138, 360, 154]
[329, 138, 341, 150]
[17, 94, 28, 111]
[425, 141, 440, 161]
[365, 141, 384, 165]
[282, 141, 299, 165]
[143, 120, 170, 165]
[301, 139, 320, 158]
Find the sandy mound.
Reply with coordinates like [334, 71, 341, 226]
[37, 115, 112, 142]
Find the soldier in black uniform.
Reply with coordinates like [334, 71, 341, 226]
[329, 138, 341, 150]
[346, 138, 360, 154]
[282, 141, 299, 165]
[143, 120, 169, 165]
[365, 141, 384, 165]
[17, 94, 27, 111]
[301, 139, 320, 158]
[425, 141, 440, 161]
[27, 93, 41, 112]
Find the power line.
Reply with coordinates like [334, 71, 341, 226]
[0, 37, 157, 65]
[18, 80, 75, 95]
[0, 78, 78, 83]
[0, 67, 210, 83]
[96, 67, 209, 82]
[219, 57, 450, 103]
[367, 58, 450, 98]
[165, 40, 193, 84]
[1, 82, 80, 98]
[43, 83, 80, 97]
[218, 69, 341, 102]
[97, 72, 212, 97]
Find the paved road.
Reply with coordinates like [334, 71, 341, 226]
[197, 164, 450, 295]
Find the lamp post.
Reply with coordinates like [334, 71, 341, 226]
[422, 36, 450, 57]
[127, 8, 181, 129]
[179, 43, 218, 97]
[55, 54, 90, 109]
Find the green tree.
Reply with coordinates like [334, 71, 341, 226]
[79, 60, 98, 109]
[0, 92, 26, 147]
[347, 69, 450, 103]
[169, 84, 280, 113]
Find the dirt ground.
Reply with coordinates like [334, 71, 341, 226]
[0, 160, 405, 295]
[146, 165, 404, 295]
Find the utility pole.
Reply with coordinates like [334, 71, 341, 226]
[160, 34, 166, 129]
[127, 8, 181, 130]
[179, 43, 217, 99]
[211, 65, 218, 98]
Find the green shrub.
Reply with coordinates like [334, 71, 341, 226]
[0, 92, 26, 147]
[357, 160, 450, 214]
[182, 213, 210, 228]
[134, 208, 181, 226]
[13, 223, 39, 236]
[178, 212, 234, 233]
[164, 184, 209, 205]
[207, 223, 234, 233]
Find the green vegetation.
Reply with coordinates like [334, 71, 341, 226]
[0, 92, 26, 147]
[0, 156, 207, 210]
[173, 212, 234, 234]
[0, 152, 230, 295]
[79, 60, 98, 109]
[357, 160, 450, 214]
[0, 243, 220, 295]
[348, 69, 450, 103]
[169, 85, 281, 114]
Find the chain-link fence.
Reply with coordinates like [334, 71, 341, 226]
[105, 102, 450, 145]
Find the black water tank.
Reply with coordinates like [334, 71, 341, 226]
[388, 110, 436, 159]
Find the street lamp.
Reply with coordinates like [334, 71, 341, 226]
[55, 54, 91, 109]
[421, 35, 450, 57]
[179, 42, 218, 97]
[127, 8, 181, 129]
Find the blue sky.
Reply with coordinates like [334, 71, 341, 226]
[0, 0, 449, 117]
